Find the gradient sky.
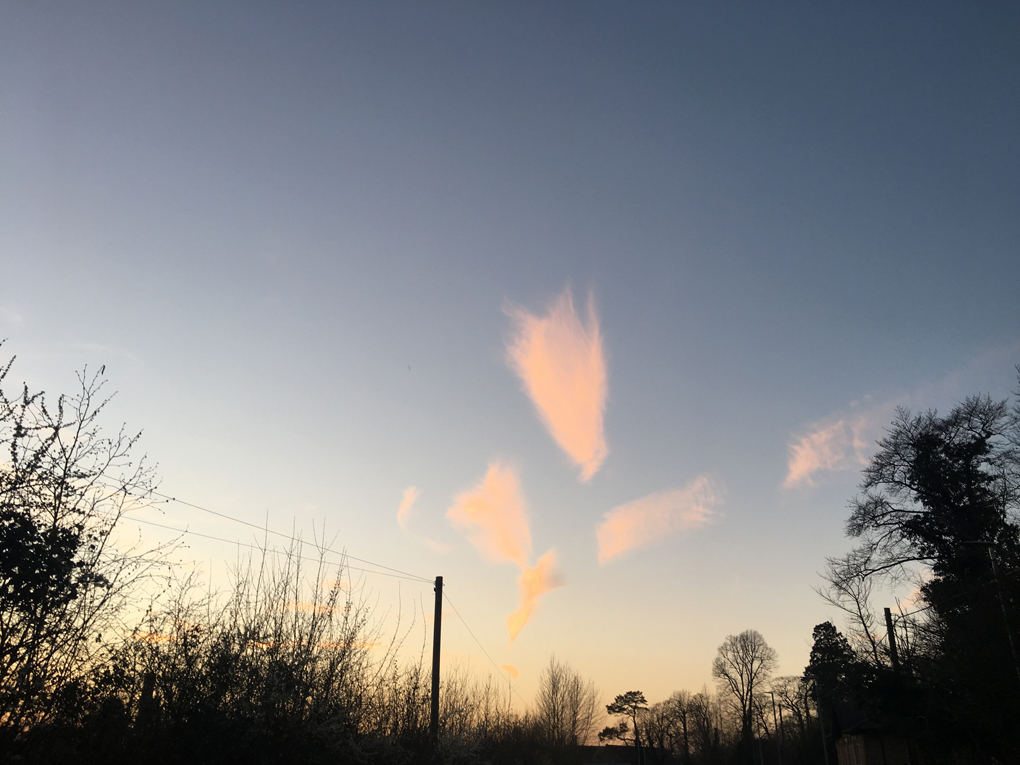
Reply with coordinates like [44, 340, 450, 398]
[2, 2, 1019, 707]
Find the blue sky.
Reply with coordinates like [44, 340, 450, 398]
[2, 2, 1019, 705]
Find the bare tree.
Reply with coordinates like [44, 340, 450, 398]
[817, 553, 884, 666]
[770, 675, 812, 741]
[0, 354, 160, 736]
[669, 690, 693, 764]
[641, 691, 696, 764]
[535, 655, 601, 746]
[687, 689, 723, 758]
[711, 630, 777, 749]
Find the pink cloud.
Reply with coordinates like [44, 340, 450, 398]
[784, 416, 873, 488]
[596, 477, 720, 564]
[448, 463, 563, 643]
[506, 287, 608, 481]
[446, 462, 532, 568]
[397, 486, 420, 531]
[505, 550, 563, 644]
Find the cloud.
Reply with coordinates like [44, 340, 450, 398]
[779, 349, 1020, 489]
[506, 550, 562, 644]
[423, 538, 452, 553]
[897, 567, 932, 611]
[396, 486, 451, 551]
[506, 286, 608, 481]
[500, 663, 520, 680]
[447, 462, 532, 568]
[596, 477, 721, 564]
[397, 486, 420, 531]
[783, 414, 877, 488]
[448, 463, 562, 643]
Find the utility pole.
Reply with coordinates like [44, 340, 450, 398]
[808, 675, 830, 765]
[430, 575, 443, 746]
[884, 607, 900, 674]
[769, 690, 783, 765]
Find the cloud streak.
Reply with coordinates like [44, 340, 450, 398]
[506, 287, 608, 481]
[779, 350, 1019, 489]
[397, 486, 420, 531]
[446, 462, 532, 567]
[783, 415, 875, 488]
[447, 462, 561, 642]
[506, 550, 562, 644]
[596, 477, 721, 564]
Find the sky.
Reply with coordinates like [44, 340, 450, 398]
[2, 2, 1019, 708]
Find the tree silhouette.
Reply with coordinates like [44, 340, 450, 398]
[599, 690, 648, 760]
[712, 630, 777, 754]
[535, 655, 601, 746]
[0, 352, 159, 739]
[820, 379, 1020, 761]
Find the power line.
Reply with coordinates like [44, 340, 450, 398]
[442, 589, 528, 708]
[116, 513, 433, 584]
[101, 483, 525, 701]
[148, 489, 432, 583]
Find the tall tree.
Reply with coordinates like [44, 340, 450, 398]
[712, 630, 777, 753]
[669, 690, 693, 765]
[805, 622, 858, 706]
[535, 655, 600, 746]
[822, 382, 1020, 760]
[687, 690, 721, 759]
[599, 690, 648, 761]
[838, 395, 1020, 586]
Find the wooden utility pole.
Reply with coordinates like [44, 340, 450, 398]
[430, 575, 443, 745]
[884, 607, 900, 673]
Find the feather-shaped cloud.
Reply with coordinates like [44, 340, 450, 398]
[597, 477, 721, 564]
[506, 287, 608, 481]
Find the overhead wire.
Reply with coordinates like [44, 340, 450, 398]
[115, 513, 432, 583]
[442, 589, 529, 708]
[101, 483, 522, 704]
[146, 489, 432, 583]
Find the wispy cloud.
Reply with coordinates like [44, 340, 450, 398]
[397, 486, 420, 531]
[784, 402, 896, 488]
[506, 550, 562, 644]
[447, 462, 532, 568]
[784, 418, 867, 488]
[396, 486, 451, 552]
[500, 663, 520, 680]
[897, 568, 932, 612]
[447, 462, 561, 642]
[506, 286, 608, 482]
[782, 348, 1020, 489]
[596, 477, 721, 564]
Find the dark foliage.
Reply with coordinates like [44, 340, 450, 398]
[819, 374, 1020, 764]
